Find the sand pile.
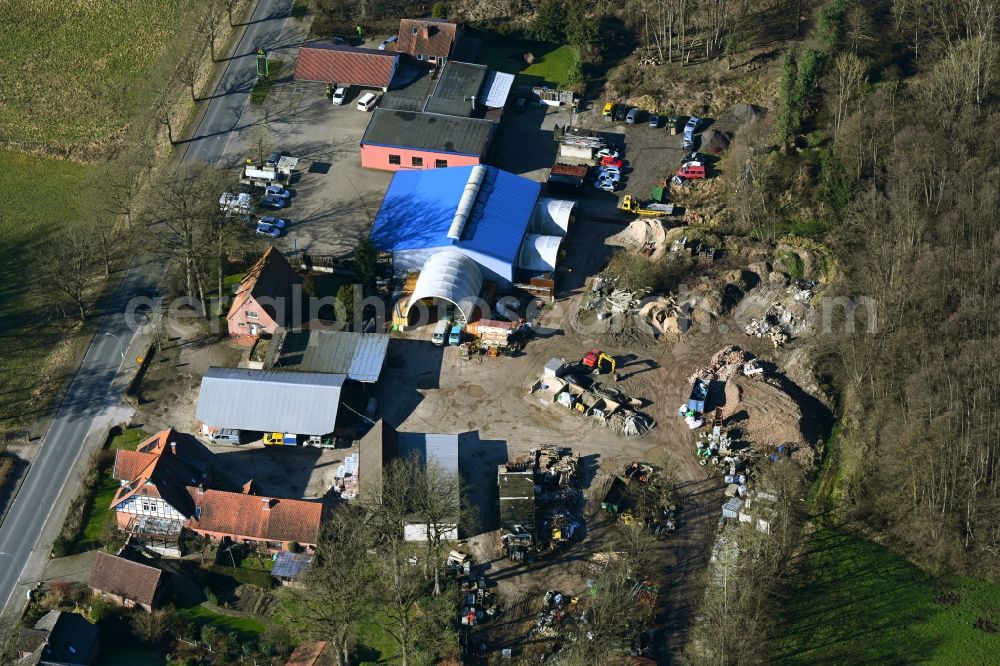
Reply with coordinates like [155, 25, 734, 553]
[607, 219, 671, 261]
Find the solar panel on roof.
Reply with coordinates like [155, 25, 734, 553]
[272, 552, 313, 579]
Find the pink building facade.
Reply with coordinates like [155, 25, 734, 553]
[360, 143, 483, 172]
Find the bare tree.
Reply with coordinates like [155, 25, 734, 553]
[831, 52, 868, 142]
[156, 105, 176, 145]
[35, 225, 99, 322]
[175, 48, 201, 102]
[147, 166, 218, 314]
[361, 458, 460, 665]
[412, 459, 463, 595]
[197, 0, 227, 62]
[226, 0, 241, 26]
[292, 507, 373, 666]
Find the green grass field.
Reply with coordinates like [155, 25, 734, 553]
[775, 527, 1000, 665]
[476, 35, 577, 88]
[3, 1, 195, 146]
[109, 427, 150, 451]
[79, 429, 149, 546]
[0, 151, 89, 429]
[180, 604, 267, 641]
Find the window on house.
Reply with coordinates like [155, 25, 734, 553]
[411, 156, 423, 167]
[142, 503, 151, 512]
[435, 159, 448, 168]
[245, 310, 258, 319]
[417, 54, 424, 61]
[266, 541, 281, 550]
[388, 154, 401, 165]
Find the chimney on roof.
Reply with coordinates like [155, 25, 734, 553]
[170, 441, 176, 455]
[422, 26, 430, 39]
[262, 497, 273, 511]
[197, 484, 204, 496]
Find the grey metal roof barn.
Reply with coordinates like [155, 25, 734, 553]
[196, 368, 345, 434]
[266, 329, 390, 382]
[396, 432, 459, 477]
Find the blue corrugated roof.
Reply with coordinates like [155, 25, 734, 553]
[369, 166, 541, 264]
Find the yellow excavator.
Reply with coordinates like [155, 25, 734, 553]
[582, 349, 616, 375]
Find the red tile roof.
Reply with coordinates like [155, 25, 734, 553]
[397, 19, 458, 59]
[294, 44, 399, 88]
[186, 488, 323, 545]
[226, 246, 302, 324]
[112, 450, 157, 482]
[89, 552, 163, 607]
[110, 429, 213, 516]
[286, 641, 327, 666]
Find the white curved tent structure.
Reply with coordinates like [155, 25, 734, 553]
[517, 234, 564, 273]
[405, 250, 483, 324]
[530, 198, 576, 236]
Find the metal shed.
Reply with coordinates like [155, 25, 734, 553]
[517, 234, 563, 274]
[196, 368, 344, 435]
[405, 250, 483, 325]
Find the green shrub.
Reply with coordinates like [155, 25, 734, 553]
[431, 2, 447, 19]
[817, 0, 851, 53]
[530, 0, 566, 42]
[816, 148, 853, 216]
[206, 564, 273, 589]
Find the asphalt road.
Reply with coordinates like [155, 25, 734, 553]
[0, 0, 295, 618]
[183, 0, 298, 166]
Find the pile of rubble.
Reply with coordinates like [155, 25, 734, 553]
[532, 591, 579, 638]
[605, 409, 656, 438]
[582, 277, 647, 317]
[535, 447, 585, 552]
[689, 345, 762, 384]
[539, 446, 578, 488]
[745, 303, 794, 347]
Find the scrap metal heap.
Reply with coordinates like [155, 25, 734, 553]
[600, 461, 678, 537]
[499, 447, 584, 561]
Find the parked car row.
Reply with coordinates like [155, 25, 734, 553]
[329, 83, 382, 112]
[432, 319, 463, 346]
[603, 103, 704, 139]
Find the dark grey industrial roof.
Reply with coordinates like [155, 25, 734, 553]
[268, 329, 389, 382]
[423, 61, 487, 117]
[196, 367, 344, 435]
[380, 66, 437, 112]
[499, 469, 535, 533]
[362, 108, 495, 156]
[381, 62, 486, 118]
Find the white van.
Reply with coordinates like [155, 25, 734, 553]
[356, 92, 380, 112]
[208, 429, 241, 444]
[432, 320, 451, 346]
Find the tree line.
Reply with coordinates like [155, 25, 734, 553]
[725, 0, 999, 579]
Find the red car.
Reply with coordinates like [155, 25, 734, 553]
[677, 162, 706, 179]
[600, 155, 624, 168]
